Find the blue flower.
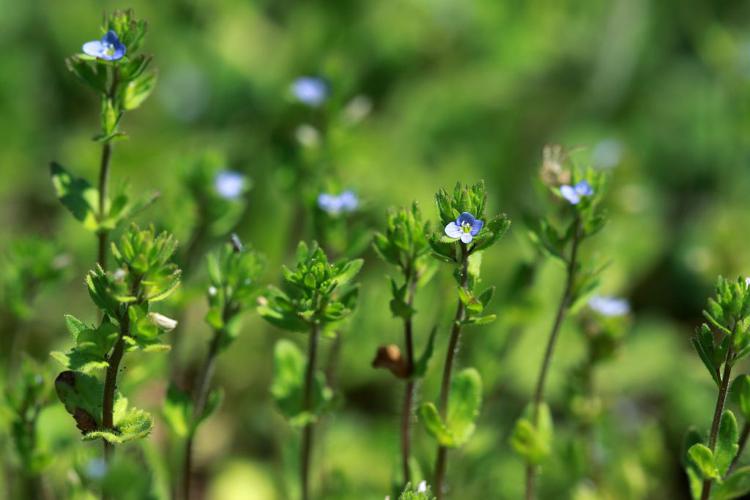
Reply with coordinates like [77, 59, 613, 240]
[318, 190, 358, 215]
[85, 458, 108, 479]
[214, 170, 246, 200]
[82, 30, 126, 61]
[560, 180, 594, 205]
[588, 296, 630, 317]
[444, 212, 484, 244]
[291, 77, 328, 106]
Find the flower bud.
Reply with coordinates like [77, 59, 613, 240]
[148, 312, 178, 331]
[372, 344, 409, 378]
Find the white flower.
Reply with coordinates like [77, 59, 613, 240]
[589, 296, 630, 317]
[148, 312, 178, 331]
[417, 481, 428, 493]
[215, 170, 246, 200]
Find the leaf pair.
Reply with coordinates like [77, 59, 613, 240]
[271, 340, 333, 426]
[418, 368, 482, 448]
[510, 403, 554, 465]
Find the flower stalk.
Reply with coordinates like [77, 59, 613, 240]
[525, 217, 581, 500]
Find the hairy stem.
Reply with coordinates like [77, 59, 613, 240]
[434, 252, 469, 500]
[525, 218, 581, 500]
[101, 317, 128, 465]
[301, 322, 321, 500]
[701, 346, 735, 500]
[96, 67, 119, 272]
[400, 268, 418, 486]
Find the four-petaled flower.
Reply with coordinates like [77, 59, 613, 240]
[444, 212, 484, 244]
[588, 295, 630, 317]
[560, 180, 594, 205]
[82, 30, 126, 61]
[291, 77, 328, 107]
[214, 170, 246, 200]
[318, 190, 358, 215]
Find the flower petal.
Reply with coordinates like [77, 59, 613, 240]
[457, 212, 476, 226]
[460, 232, 473, 244]
[575, 180, 594, 196]
[560, 185, 580, 205]
[444, 222, 462, 239]
[470, 218, 484, 236]
[82, 40, 104, 57]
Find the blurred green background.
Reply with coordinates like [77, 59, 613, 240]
[2, 0, 750, 498]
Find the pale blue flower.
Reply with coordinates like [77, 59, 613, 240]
[85, 458, 108, 479]
[589, 296, 630, 316]
[560, 180, 594, 205]
[82, 30, 126, 61]
[214, 170, 245, 200]
[444, 212, 484, 244]
[292, 77, 328, 106]
[318, 190, 358, 215]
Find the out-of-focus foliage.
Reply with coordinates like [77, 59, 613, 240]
[2, 0, 750, 498]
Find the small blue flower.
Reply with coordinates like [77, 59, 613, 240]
[214, 170, 246, 200]
[85, 458, 108, 480]
[292, 77, 328, 106]
[444, 212, 484, 244]
[318, 190, 358, 215]
[589, 296, 630, 317]
[82, 30, 126, 61]
[560, 180, 594, 205]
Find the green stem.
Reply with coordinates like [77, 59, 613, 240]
[701, 346, 735, 500]
[301, 322, 321, 500]
[525, 218, 582, 500]
[182, 324, 223, 500]
[434, 251, 469, 500]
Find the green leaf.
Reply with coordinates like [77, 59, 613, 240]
[715, 466, 750, 500]
[444, 368, 482, 447]
[732, 375, 750, 421]
[122, 71, 157, 110]
[50, 162, 99, 231]
[257, 304, 308, 333]
[101, 98, 121, 136]
[417, 402, 454, 446]
[83, 407, 153, 444]
[195, 388, 224, 430]
[412, 327, 437, 379]
[716, 410, 740, 476]
[54, 370, 103, 434]
[510, 403, 554, 465]
[418, 368, 482, 448]
[162, 384, 193, 438]
[688, 443, 720, 480]
[270, 340, 332, 426]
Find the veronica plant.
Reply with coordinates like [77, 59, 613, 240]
[258, 241, 362, 500]
[51, 9, 157, 270]
[418, 181, 510, 499]
[163, 236, 265, 499]
[512, 158, 608, 500]
[564, 295, 630, 489]
[52, 225, 180, 466]
[372, 202, 438, 488]
[684, 277, 750, 500]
